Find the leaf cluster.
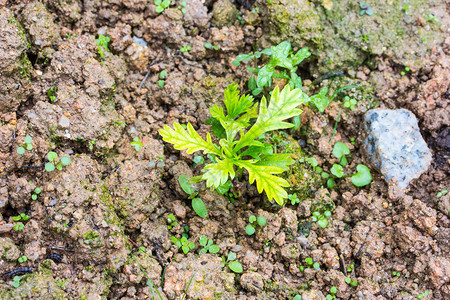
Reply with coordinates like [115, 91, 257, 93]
[198, 235, 220, 254]
[178, 175, 208, 218]
[222, 252, 243, 273]
[154, 0, 171, 13]
[17, 135, 33, 155]
[160, 83, 309, 205]
[45, 151, 71, 172]
[171, 236, 195, 254]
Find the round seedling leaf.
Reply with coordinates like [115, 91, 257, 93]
[199, 235, 207, 247]
[45, 162, 55, 172]
[178, 174, 194, 195]
[249, 215, 256, 223]
[245, 224, 255, 235]
[31, 194, 37, 200]
[209, 245, 220, 254]
[60, 156, 71, 166]
[228, 261, 243, 273]
[351, 164, 372, 187]
[193, 155, 204, 165]
[17, 147, 25, 155]
[24, 135, 32, 144]
[332, 142, 350, 159]
[330, 164, 344, 178]
[330, 286, 337, 294]
[192, 198, 208, 218]
[317, 218, 328, 228]
[313, 262, 320, 270]
[182, 245, 189, 254]
[257, 216, 267, 227]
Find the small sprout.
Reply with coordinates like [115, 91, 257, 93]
[330, 164, 344, 178]
[45, 152, 71, 172]
[18, 255, 28, 263]
[204, 43, 219, 50]
[17, 147, 25, 155]
[89, 140, 95, 151]
[257, 216, 267, 226]
[312, 262, 320, 270]
[12, 276, 21, 288]
[288, 193, 300, 205]
[359, 2, 374, 16]
[347, 263, 354, 273]
[345, 277, 358, 287]
[199, 235, 220, 254]
[417, 291, 430, 299]
[178, 0, 186, 14]
[401, 66, 410, 76]
[305, 257, 313, 265]
[138, 246, 146, 253]
[392, 271, 401, 277]
[131, 137, 143, 151]
[330, 286, 337, 294]
[95, 35, 110, 58]
[158, 70, 167, 88]
[437, 189, 448, 198]
[14, 222, 24, 231]
[154, 0, 171, 14]
[332, 142, 350, 166]
[171, 236, 195, 254]
[17, 135, 33, 154]
[351, 164, 372, 187]
[193, 155, 204, 166]
[178, 175, 208, 218]
[343, 96, 358, 110]
[180, 45, 191, 52]
[223, 252, 243, 273]
[246, 215, 266, 235]
[191, 198, 208, 218]
[245, 224, 256, 235]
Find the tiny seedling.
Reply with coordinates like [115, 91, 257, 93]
[89, 140, 95, 151]
[160, 83, 309, 205]
[401, 66, 410, 76]
[193, 155, 204, 166]
[347, 263, 355, 273]
[417, 291, 430, 299]
[154, 0, 171, 14]
[359, 2, 373, 16]
[56, 278, 70, 288]
[424, 14, 439, 23]
[345, 277, 358, 287]
[361, 34, 370, 42]
[304, 257, 320, 270]
[327, 142, 372, 188]
[245, 215, 267, 235]
[166, 213, 178, 230]
[204, 43, 219, 51]
[199, 236, 220, 254]
[222, 252, 243, 273]
[18, 255, 28, 263]
[158, 70, 167, 88]
[437, 189, 448, 198]
[45, 151, 71, 172]
[392, 271, 401, 277]
[12, 276, 21, 288]
[131, 137, 143, 151]
[171, 236, 195, 254]
[312, 210, 332, 228]
[178, 0, 186, 14]
[47, 86, 58, 102]
[31, 187, 41, 200]
[17, 135, 33, 155]
[180, 45, 191, 53]
[178, 175, 208, 218]
[95, 34, 110, 58]
[288, 193, 300, 205]
[138, 246, 146, 253]
[12, 213, 30, 222]
[326, 286, 338, 300]
[343, 96, 358, 110]
[14, 222, 25, 231]
[401, 0, 411, 14]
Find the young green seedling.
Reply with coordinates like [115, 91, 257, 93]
[17, 135, 33, 155]
[204, 43, 219, 51]
[12, 276, 21, 288]
[166, 213, 178, 230]
[345, 277, 358, 287]
[304, 257, 320, 270]
[359, 2, 374, 16]
[178, 0, 186, 13]
[45, 152, 71, 172]
[31, 187, 41, 200]
[171, 236, 195, 254]
[154, 0, 171, 14]
[312, 210, 332, 228]
[222, 252, 243, 273]
[199, 235, 220, 254]
[180, 45, 191, 52]
[131, 137, 143, 151]
[417, 291, 430, 299]
[288, 193, 300, 205]
[343, 96, 358, 110]
[245, 215, 267, 235]
[160, 83, 309, 205]
[326, 286, 338, 300]
[95, 34, 110, 58]
[178, 175, 208, 218]
[158, 70, 167, 88]
[47, 86, 58, 102]
[18, 255, 28, 263]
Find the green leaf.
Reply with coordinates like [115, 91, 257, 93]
[257, 216, 267, 226]
[351, 164, 372, 187]
[234, 85, 308, 153]
[249, 215, 256, 223]
[227, 252, 236, 261]
[45, 162, 55, 172]
[209, 245, 220, 254]
[47, 151, 58, 162]
[254, 153, 294, 171]
[317, 218, 328, 228]
[235, 160, 289, 205]
[216, 180, 233, 195]
[182, 245, 189, 254]
[305, 257, 313, 265]
[330, 164, 344, 178]
[201, 157, 235, 189]
[24, 136, 32, 144]
[60, 156, 71, 166]
[291, 47, 311, 65]
[270, 41, 292, 69]
[236, 54, 253, 61]
[245, 224, 255, 235]
[248, 75, 257, 91]
[223, 83, 255, 119]
[178, 174, 194, 194]
[193, 155, 204, 165]
[17, 147, 25, 155]
[310, 87, 330, 112]
[290, 72, 302, 89]
[256, 65, 274, 88]
[228, 261, 243, 273]
[240, 143, 273, 159]
[192, 198, 208, 218]
[199, 235, 207, 247]
[159, 122, 221, 156]
[332, 142, 350, 159]
[205, 117, 226, 139]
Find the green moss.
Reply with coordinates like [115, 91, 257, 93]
[83, 230, 104, 248]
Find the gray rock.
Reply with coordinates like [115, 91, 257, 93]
[363, 109, 432, 189]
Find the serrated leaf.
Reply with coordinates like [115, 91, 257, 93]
[159, 122, 221, 156]
[234, 85, 308, 153]
[202, 157, 235, 189]
[223, 83, 255, 118]
[254, 153, 294, 170]
[205, 117, 226, 139]
[236, 160, 289, 205]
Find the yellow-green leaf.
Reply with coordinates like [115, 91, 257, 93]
[159, 122, 221, 156]
[202, 157, 235, 188]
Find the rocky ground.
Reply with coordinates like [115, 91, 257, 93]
[0, 0, 448, 299]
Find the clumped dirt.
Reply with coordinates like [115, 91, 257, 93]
[0, 1, 449, 299]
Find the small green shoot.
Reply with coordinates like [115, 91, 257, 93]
[345, 277, 358, 287]
[45, 151, 71, 172]
[193, 155, 204, 166]
[222, 252, 243, 273]
[199, 236, 220, 254]
[138, 246, 146, 253]
[326, 286, 338, 299]
[178, 175, 208, 218]
[12, 213, 30, 222]
[17, 135, 33, 155]
[180, 45, 191, 52]
[424, 14, 439, 23]
[158, 70, 167, 88]
[14, 222, 24, 231]
[401, 66, 410, 76]
[347, 263, 354, 273]
[359, 2, 373, 16]
[204, 43, 219, 51]
[178, 0, 186, 14]
[47, 86, 58, 102]
[131, 137, 143, 151]
[95, 35, 110, 58]
[401, 0, 411, 14]
[312, 210, 332, 228]
[166, 213, 178, 230]
[56, 278, 70, 288]
[304, 257, 320, 270]
[437, 189, 448, 198]
[343, 96, 357, 110]
[245, 215, 267, 235]
[417, 291, 430, 299]
[154, 0, 171, 14]
[12, 276, 21, 288]
[171, 236, 195, 254]
[392, 271, 401, 277]
[18, 255, 28, 263]
[31, 187, 41, 200]
[288, 193, 300, 205]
